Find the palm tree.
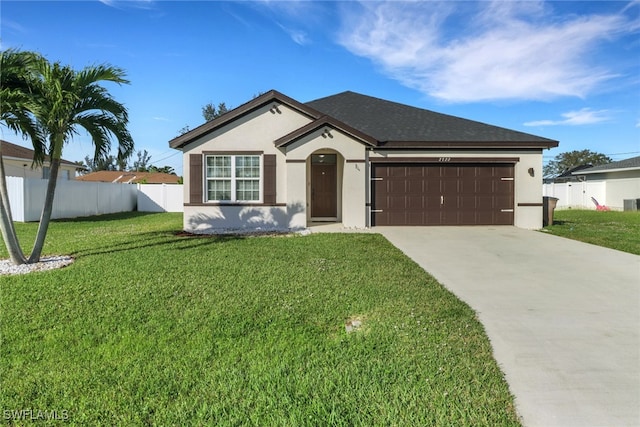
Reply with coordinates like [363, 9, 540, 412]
[26, 60, 134, 263]
[0, 49, 43, 264]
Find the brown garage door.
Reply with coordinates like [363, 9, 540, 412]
[372, 163, 514, 226]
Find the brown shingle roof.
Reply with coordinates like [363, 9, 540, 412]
[76, 171, 180, 184]
[167, 89, 559, 150]
[306, 91, 559, 148]
[1, 139, 79, 167]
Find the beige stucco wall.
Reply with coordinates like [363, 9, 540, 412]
[369, 149, 545, 229]
[181, 102, 316, 232]
[284, 128, 367, 228]
[181, 103, 312, 206]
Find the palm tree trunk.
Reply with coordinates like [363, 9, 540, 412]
[0, 144, 27, 265]
[28, 156, 61, 263]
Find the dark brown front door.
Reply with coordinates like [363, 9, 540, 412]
[372, 163, 514, 226]
[311, 154, 337, 218]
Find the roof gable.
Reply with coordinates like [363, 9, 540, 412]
[169, 90, 323, 150]
[306, 91, 558, 148]
[274, 115, 377, 148]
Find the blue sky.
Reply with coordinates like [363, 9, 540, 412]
[1, 0, 639, 176]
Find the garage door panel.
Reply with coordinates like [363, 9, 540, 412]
[388, 195, 407, 209]
[389, 167, 407, 177]
[494, 196, 513, 208]
[406, 167, 424, 177]
[406, 196, 424, 210]
[406, 211, 425, 225]
[459, 195, 478, 209]
[495, 166, 514, 177]
[477, 167, 494, 178]
[388, 180, 407, 193]
[460, 180, 478, 194]
[406, 179, 424, 194]
[371, 163, 514, 226]
[476, 196, 495, 210]
[496, 182, 514, 195]
[441, 167, 459, 177]
[477, 180, 494, 193]
[441, 179, 459, 194]
[460, 167, 477, 178]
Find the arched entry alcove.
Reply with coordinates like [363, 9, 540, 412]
[307, 149, 343, 223]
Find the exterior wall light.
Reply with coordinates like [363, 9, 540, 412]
[321, 128, 333, 138]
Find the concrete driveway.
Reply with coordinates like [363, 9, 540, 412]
[377, 226, 640, 427]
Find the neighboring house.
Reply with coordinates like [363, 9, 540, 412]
[1, 139, 80, 180]
[169, 90, 558, 232]
[76, 170, 181, 184]
[571, 156, 640, 210]
[544, 164, 594, 184]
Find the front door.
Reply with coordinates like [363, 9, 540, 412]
[311, 154, 337, 219]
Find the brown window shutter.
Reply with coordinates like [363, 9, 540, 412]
[189, 154, 203, 203]
[263, 154, 276, 205]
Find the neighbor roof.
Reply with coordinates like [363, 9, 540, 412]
[168, 90, 558, 150]
[1, 139, 79, 167]
[76, 171, 180, 184]
[306, 91, 558, 148]
[575, 156, 640, 175]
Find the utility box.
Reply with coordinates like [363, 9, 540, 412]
[623, 199, 640, 211]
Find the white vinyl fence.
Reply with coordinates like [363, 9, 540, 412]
[7, 176, 137, 222]
[543, 181, 606, 209]
[137, 184, 183, 213]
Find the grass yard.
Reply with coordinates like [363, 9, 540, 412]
[1, 213, 520, 426]
[544, 209, 640, 255]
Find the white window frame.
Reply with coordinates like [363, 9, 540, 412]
[205, 154, 262, 203]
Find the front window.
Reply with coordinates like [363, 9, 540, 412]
[206, 155, 261, 202]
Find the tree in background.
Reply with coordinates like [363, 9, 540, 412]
[0, 48, 134, 265]
[543, 149, 612, 178]
[148, 165, 175, 175]
[78, 149, 176, 175]
[79, 154, 125, 173]
[202, 102, 229, 121]
[177, 101, 231, 136]
[132, 149, 152, 171]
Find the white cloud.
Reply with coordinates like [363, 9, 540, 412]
[98, 0, 155, 10]
[337, 1, 638, 102]
[524, 108, 612, 126]
[1, 19, 28, 34]
[277, 23, 311, 46]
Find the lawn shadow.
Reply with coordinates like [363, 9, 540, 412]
[69, 230, 248, 258]
[53, 211, 163, 223]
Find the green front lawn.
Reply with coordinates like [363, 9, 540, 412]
[1, 213, 519, 426]
[544, 209, 640, 255]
